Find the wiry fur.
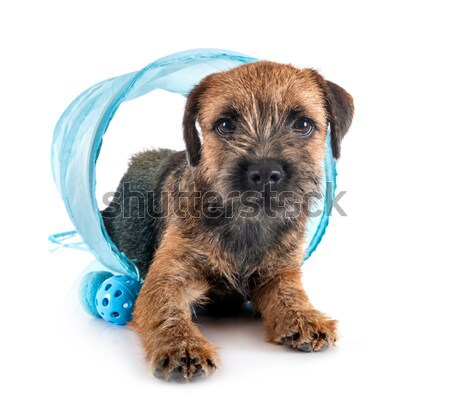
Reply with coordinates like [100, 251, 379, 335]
[102, 61, 354, 382]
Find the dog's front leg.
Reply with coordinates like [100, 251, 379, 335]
[130, 236, 219, 382]
[251, 266, 337, 352]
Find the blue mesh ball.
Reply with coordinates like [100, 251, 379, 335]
[95, 275, 141, 325]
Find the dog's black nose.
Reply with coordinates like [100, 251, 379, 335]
[246, 160, 285, 190]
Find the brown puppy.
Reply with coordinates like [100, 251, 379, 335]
[103, 61, 354, 382]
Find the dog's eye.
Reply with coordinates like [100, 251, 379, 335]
[214, 118, 236, 137]
[292, 118, 314, 137]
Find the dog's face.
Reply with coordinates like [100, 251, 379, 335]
[183, 61, 353, 223]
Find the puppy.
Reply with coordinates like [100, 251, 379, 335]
[102, 61, 354, 382]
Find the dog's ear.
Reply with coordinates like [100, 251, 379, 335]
[323, 81, 354, 159]
[183, 80, 208, 167]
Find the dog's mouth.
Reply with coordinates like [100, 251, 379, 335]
[201, 188, 304, 221]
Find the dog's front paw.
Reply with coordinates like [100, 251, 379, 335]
[275, 309, 337, 352]
[151, 336, 219, 382]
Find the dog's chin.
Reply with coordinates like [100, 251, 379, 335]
[204, 194, 302, 270]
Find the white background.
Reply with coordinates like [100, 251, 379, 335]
[1, 1, 450, 398]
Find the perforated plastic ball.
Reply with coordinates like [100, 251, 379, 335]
[95, 275, 141, 325]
